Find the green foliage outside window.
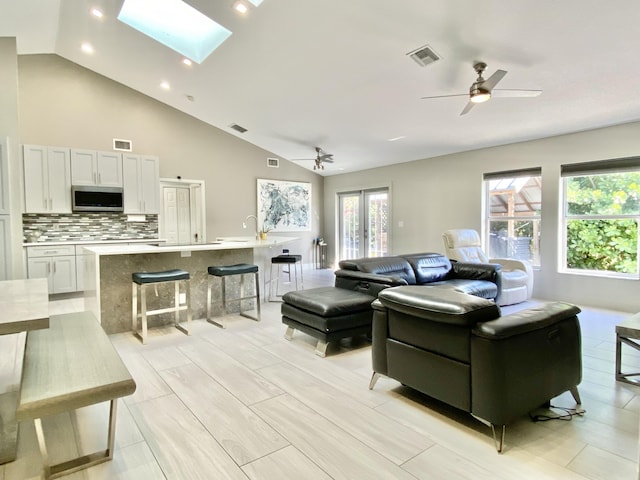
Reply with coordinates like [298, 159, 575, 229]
[565, 173, 640, 273]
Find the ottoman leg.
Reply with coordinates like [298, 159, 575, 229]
[315, 340, 328, 357]
[284, 326, 295, 340]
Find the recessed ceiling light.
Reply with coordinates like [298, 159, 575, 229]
[118, 0, 232, 64]
[81, 42, 94, 54]
[233, 1, 249, 14]
[248, 0, 264, 5]
[91, 7, 104, 18]
[387, 136, 406, 142]
[182, 58, 192, 66]
[160, 81, 171, 90]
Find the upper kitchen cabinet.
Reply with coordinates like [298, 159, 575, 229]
[23, 145, 72, 213]
[123, 154, 160, 214]
[0, 138, 9, 214]
[71, 149, 122, 187]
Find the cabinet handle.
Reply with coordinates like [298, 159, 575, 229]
[53, 262, 56, 274]
[94, 172, 97, 183]
[98, 172, 102, 184]
[46, 263, 50, 275]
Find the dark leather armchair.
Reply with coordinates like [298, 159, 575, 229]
[369, 285, 582, 452]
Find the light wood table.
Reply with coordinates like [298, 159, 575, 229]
[0, 278, 49, 464]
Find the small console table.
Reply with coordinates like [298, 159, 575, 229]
[615, 312, 640, 385]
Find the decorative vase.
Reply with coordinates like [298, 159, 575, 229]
[259, 231, 268, 241]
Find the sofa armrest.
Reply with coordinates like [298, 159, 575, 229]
[371, 299, 389, 375]
[450, 261, 501, 282]
[473, 302, 581, 339]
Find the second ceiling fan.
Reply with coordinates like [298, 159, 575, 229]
[422, 61, 542, 115]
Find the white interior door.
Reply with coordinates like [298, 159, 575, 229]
[160, 180, 206, 245]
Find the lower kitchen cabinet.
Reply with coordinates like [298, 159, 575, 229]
[26, 245, 77, 294]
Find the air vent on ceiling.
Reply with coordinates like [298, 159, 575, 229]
[113, 138, 132, 151]
[229, 123, 248, 133]
[407, 44, 441, 67]
[267, 157, 279, 168]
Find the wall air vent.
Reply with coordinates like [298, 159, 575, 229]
[229, 123, 248, 133]
[407, 44, 441, 67]
[267, 157, 279, 168]
[113, 138, 133, 151]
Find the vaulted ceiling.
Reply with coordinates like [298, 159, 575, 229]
[2, 0, 639, 175]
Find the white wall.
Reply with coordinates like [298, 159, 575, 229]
[15, 54, 323, 272]
[324, 122, 640, 313]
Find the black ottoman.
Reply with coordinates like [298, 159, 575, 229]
[282, 287, 376, 357]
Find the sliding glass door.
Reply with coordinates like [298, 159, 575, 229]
[339, 188, 389, 260]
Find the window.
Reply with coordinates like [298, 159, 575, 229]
[484, 168, 542, 266]
[561, 157, 640, 277]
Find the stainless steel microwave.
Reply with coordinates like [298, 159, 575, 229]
[71, 185, 124, 212]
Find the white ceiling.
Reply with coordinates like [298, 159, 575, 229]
[2, 0, 640, 175]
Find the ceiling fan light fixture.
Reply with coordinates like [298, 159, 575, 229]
[470, 87, 491, 104]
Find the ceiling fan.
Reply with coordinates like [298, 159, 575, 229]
[422, 62, 542, 115]
[296, 147, 334, 170]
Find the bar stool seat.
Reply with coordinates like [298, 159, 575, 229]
[132, 268, 191, 344]
[207, 263, 261, 328]
[269, 253, 303, 301]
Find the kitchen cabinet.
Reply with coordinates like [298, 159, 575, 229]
[0, 216, 10, 280]
[71, 149, 122, 187]
[0, 137, 9, 214]
[123, 154, 160, 214]
[26, 245, 76, 294]
[23, 145, 72, 213]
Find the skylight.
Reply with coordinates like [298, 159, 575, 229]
[118, 0, 232, 64]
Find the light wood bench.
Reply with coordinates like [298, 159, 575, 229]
[16, 311, 136, 479]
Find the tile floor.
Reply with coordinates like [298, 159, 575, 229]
[1, 268, 639, 479]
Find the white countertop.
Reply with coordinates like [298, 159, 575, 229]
[84, 236, 296, 256]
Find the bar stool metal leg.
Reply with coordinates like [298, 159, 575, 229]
[207, 275, 226, 329]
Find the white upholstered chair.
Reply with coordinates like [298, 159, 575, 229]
[442, 229, 533, 306]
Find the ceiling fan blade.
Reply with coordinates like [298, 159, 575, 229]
[491, 89, 542, 98]
[482, 69, 507, 91]
[460, 101, 475, 116]
[318, 154, 333, 161]
[421, 93, 468, 100]
[321, 157, 334, 163]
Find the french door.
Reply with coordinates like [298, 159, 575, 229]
[338, 188, 389, 260]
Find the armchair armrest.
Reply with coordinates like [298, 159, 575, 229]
[473, 302, 581, 339]
[489, 258, 534, 294]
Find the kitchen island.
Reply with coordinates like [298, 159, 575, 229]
[83, 237, 296, 334]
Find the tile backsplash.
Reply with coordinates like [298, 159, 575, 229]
[23, 213, 159, 243]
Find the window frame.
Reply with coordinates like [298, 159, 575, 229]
[560, 158, 640, 279]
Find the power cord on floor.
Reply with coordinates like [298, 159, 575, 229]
[529, 405, 586, 422]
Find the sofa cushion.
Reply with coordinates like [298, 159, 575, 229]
[378, 285, 500, 326]
[401, 253, 451, 284]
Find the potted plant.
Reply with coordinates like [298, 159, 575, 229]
[259, 223, 271, 240]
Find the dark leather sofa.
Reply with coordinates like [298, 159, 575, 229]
[369, 285, 582, 452]
[282, 252, 501, 356]
[335, 252, 502, 302]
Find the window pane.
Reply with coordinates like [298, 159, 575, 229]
[566, 173, 640, 216]
[366, 192, 388, 257]
[488, 219, 540, 264]
[340, 195, 360, 259]
[489, 176, 541, 217]
[566, 219, 638, 273]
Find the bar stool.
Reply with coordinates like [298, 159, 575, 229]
[132, 269, 191, 344]
[269, 251, 303, 301]
[207, 263, 261, 328]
